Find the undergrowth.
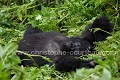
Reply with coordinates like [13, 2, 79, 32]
[0, 0, 120, 80]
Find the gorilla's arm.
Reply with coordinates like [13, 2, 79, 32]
[81, 16, 113, 44]
[55, 56, 96, 72]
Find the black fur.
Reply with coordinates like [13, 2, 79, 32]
[17, 16, 113, 72]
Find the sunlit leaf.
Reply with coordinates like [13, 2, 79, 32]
[100, 68, 111, 80]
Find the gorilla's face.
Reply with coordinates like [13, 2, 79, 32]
[70, 39, 91, 56]
[70, 42, 81, 51]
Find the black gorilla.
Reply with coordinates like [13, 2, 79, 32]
[17, 16, 113, 72]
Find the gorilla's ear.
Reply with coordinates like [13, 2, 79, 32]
[24, 26, 43, 36]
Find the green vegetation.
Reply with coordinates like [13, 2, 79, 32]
[0, 0, 120, 80]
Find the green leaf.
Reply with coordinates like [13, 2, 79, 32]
[0, 45, 4, 57]
[0, 27, 2, 33]
[100, 68, 111, 80]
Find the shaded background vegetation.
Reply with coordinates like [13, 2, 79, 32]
[0, 0, 120, 80]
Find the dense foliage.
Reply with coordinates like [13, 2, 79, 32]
[0, 0, 120, 80]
